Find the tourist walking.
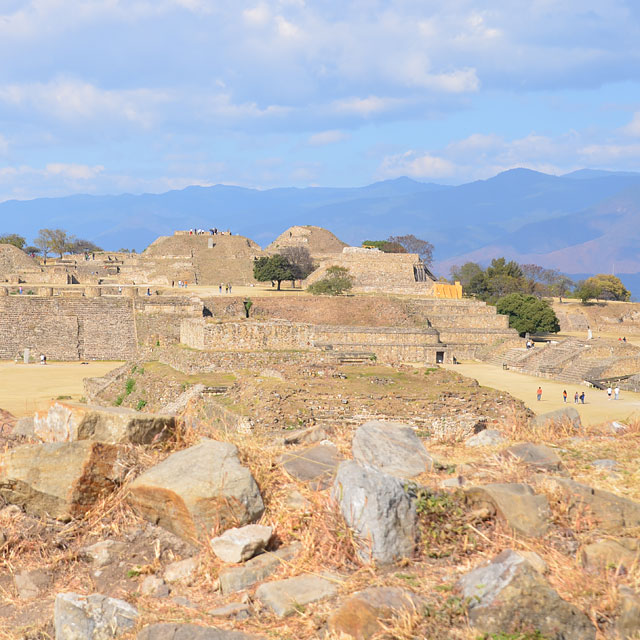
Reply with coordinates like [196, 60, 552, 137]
[580, 391, 585, 404]
[615, 385, 620, 400]
[574, 391, 579, 404]
[607, 386, 612, 400]
[562, 390, 567, 403]
[536, 386, 542, 401]
[228, 283, 232, 294]
[219, 283, 223, 294]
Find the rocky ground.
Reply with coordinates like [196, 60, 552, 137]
[0, 360, 638, 639]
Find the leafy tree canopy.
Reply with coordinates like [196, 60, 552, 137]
[362, 240, 407, 253]
[69, 238, 103, 254]
[253, 254, 295, 290]
[575, 274, 630, 303]
[307, 265, 354, 296]
[0, 234, 26, 250]
[496, 293, 560, 336]
[388, 234, 434, 265]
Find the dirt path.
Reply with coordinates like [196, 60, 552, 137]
[0, 361, 123, 417]
[444, 362, 640, 426]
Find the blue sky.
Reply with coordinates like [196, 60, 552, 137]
[2, 0, 640, 201]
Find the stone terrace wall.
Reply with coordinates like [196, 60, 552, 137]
[0, 297, 136, 360]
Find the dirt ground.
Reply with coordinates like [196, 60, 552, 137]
[444, 361, 640, 425]
[0, 361, 123, 417]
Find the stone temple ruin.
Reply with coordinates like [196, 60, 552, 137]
[0, 225, 508, 366]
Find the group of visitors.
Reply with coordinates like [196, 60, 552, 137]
[219, 283, 233, 294]
[561, 389, 586, 404]
[174, 280, 188, 288]
[525, 340, 535, 349]
[606, 385, 620, 400]
[618, 337, 628, 342]
[188, 228, 231, 236]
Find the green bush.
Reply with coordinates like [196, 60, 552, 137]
[114, 395, 124, 406]
[496, 293, 560, 336]
[136, 399, 147, 411]
[308, 266, 354, 296]
[125, 378, 135, 395]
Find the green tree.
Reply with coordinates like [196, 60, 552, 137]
[575, 275, 630, 303]
[362, 240, 407, 253]
[496, 293, 560, 336]
[0, 234, 26, 249]
[307, 266, 354, 295]
[253, 255, 295, 290]
[68, 238, 103, 254]
[450, 262, 483, 288]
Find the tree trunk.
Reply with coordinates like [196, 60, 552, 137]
[277, 280, 281, 290]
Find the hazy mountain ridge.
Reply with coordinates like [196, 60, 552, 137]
[2, 168, 640, 293]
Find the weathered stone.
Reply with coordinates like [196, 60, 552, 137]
[332, 461, 417, 565]
[129, 439, 264, 543]
[530, 407, 581, 430]
[0, 441, 120, 521]
[440, 476, 467, 490]
[255, 574, 338, 617]
[279, 443, 343, 490]
[593, 458, 618, 470]
[582, 538, 639, 571]
[548, 478, 640, 532]
[352, 420, 432, 478]
[609, 421, 628, 435]
[34, 401, 175, 445]
[55, 592, 139, 639]
[283, 489, 311, 510]
[14, 568, 51, 599]
[140, 575, 170, 598]
[219, 543, 302, 594]
[207, 602, 251, 620]
[502, 442, 563, 471]
[12, 416, 34, 438]
[164, 557, 199, 584]
[465, 483, 550, 537]
[282, 426, 328, 445]
[518, 551, 548, 575]
[81, 540, 127, 567]
[328, 587, 424, 639]
[137, 623, 262, 640]
[465, 429, 506, 448]
[457, 550, 596, 640]
[210, 525, 272, 563]
[618, 586, 640, 640]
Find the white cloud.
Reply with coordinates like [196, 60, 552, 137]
[45, 163, 104, 180]
[332, 96, 403, 117]
[621, 111, 640, 137]
[243, 4, 270, 26]
[379, 151, 456, 179]
[307, 130, 349, 146]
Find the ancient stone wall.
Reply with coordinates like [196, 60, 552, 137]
[0, 296, 137, 360]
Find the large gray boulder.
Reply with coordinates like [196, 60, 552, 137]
[457, 550, 595, 639]
[332, 461, 417, 565]
[465, 483, 550, 537]
[34, 401, 175, 445]
[129, 439, 264, 543]
[352, 420, 432, 478]
[547, 478, 640, 532]
[137, 624, 262, 640]
[54, 592, 138, 639]
[530, 407, 581, 430]
[0, 441, 121, 521]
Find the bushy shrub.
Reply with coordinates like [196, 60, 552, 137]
[307, 266, 354, 295]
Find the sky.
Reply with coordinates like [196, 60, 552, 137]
[2, 0, 640, 201]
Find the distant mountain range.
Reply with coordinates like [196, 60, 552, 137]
[2, 167, 640, 296]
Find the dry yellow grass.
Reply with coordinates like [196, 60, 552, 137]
[0, 360, 123, 417]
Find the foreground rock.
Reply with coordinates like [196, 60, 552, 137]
[582, 538, 640, 571]
[352, 420, 432, 478]
[34, 401, 175, 444]
[137, 623, 261, 640]
[465, 429, 505, 448]
[129, 439, 264, 543]
[457, 550, 596, 639]
[210, 525, 272, 563]
[547, 478, 640, 532]
[328, 586, 424, 639]
[530, 407, 581, 430]
[465, 483, 550, 537]
[279, 443, 344, 490]
[0, 441, 120, 521]
[255, 574, 338, 617]
[333, 461, 417, 564]
[55, 592, 138, 639]
[503, 442, 563, 472]
[220, 542, 302, 594]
